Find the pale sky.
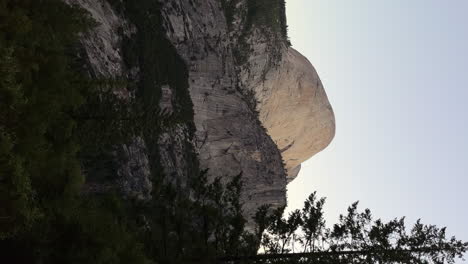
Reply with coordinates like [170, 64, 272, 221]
[285, 0, 468, 259]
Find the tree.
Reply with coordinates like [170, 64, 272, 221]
[222, 192, 468, 264]
[0, 1, 151, 263]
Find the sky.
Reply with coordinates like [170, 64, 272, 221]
[285, 0, 468, 258]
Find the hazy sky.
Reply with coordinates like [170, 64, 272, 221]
[285, 0, 468, 257]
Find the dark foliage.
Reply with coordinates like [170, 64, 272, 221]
[220, 0, 290, 82]
[245, 0, 289, 43]
[0, 0, 92, 239]
[224, 192, 468, 264]
[0, 0, 150, 262]
[221, 0, 289, 44]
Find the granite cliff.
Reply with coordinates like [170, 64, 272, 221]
[70, 0, 335, 220]
[243, 47, 335, 182]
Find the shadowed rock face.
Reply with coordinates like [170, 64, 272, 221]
[250, 48, 336, 182]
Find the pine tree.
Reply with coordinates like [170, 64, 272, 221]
[222, 192, 468, 264]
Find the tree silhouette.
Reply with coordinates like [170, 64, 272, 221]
[222, 192, 468, 264]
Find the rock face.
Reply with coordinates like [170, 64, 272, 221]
[69, 0, 334, 221]
[247, 48, 335, 182]
[159, 0, 287, 218]
[160, 0, 335, 211]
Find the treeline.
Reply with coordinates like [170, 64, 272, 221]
[0, 0, 148, 262]
[0, 0, 94, 240]
[231, 193, 468, 263]
[220, 0, 290, 72]
[245, 0, 289, 44]
[221, 0, 290, 44]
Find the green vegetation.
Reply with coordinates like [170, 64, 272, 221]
[120, 0, 194, 129]
[0, 0, 148, 262]
[118, 0, 198, 183]
[245, 0, 289, 44]
[220, 0, 290, 81]
[135, 172, 258, 263]
[0, 0, 92, 239]
[221, 0, 289, 44]
[226, 192, 468, 263]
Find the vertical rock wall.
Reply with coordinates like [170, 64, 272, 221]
[70, 0, 335, 222]
[159, 0, 287, 218]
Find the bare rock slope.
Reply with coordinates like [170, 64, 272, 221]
[248, 48, 335, 182]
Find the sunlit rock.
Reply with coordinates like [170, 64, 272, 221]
[246, 47, 336, 182]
